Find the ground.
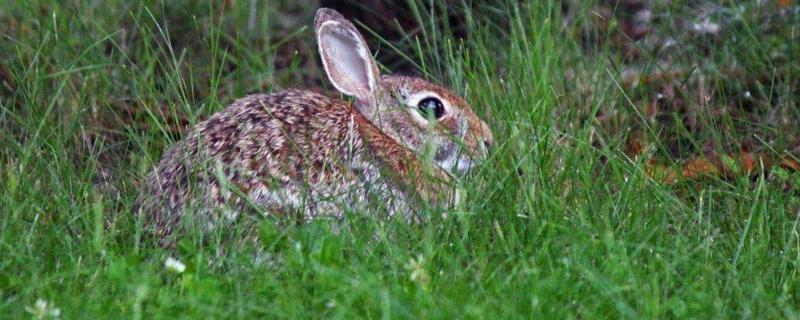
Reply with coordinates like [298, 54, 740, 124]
[1, 0, 799, 318]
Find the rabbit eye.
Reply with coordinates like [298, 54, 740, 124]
[417, 97, 445, 120]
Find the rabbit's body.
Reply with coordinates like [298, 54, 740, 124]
[138, 89, 419, 239]
[136, 8, 492, 245]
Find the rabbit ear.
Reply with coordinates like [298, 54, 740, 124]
[315, 8, 380, 105]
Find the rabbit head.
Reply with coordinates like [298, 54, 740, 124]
[315, 8, 493, 175]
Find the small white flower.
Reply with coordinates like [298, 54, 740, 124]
[25, 299, 61, 319]
[744, 91, 752, 98]
[692, 18, 720, 34]
[635, 9, 652, 23]
[326, 300, 336, 309]
[164, 257, 186, 273]
[405, 255, 430, 288]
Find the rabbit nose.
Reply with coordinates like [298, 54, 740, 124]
[483, 139, 492, 150]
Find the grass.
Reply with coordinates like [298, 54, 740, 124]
[1, 0, 799, 318]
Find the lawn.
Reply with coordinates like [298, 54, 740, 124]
[1, 0, 799, 318]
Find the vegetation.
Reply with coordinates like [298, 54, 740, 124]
[1, 0, 799, 318]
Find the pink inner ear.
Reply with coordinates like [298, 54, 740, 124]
[319, 25, 374, 98]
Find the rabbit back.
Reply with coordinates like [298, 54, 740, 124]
[136, 90, 409, 242]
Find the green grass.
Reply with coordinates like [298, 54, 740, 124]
[2, 0, 800, 318]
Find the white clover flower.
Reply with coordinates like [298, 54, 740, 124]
[692, 18, 720, 34]
[25, 299, 61, 319]
[405, 255, 430, 288]
[164, 257, 186, 273]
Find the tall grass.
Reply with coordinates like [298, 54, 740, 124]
[1, 0, 799, 318]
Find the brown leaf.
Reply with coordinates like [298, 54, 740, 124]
[681, 157, 719, 179]
[780, 156, 800, 171]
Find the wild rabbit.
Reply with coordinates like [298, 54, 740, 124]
[135, 8, 493, 245]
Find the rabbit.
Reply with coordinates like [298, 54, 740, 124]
[135, 8, 493, 245]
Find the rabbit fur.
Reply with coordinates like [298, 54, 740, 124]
[135, 8, 493, 245]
